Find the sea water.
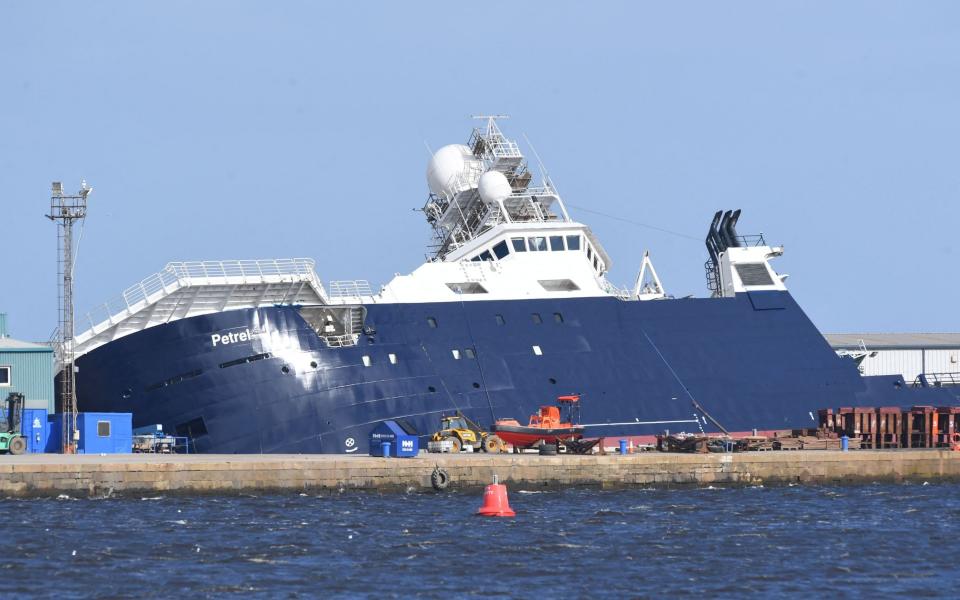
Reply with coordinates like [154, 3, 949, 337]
[2, 483, 958, 597]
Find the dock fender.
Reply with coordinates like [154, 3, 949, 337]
[431, 466, 450, 491]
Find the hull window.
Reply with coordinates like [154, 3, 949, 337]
[145, 368, 203, 391]
[532, 345, 543, 356]
[427, 317, 438, 328]
[362, 355, 372, 367]
[494, 314, 505, 325]
[388, 353, 398, 364]
[464, 348, 476, 359]
[219, 353, 271, 369]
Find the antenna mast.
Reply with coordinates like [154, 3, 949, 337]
[47, 180, 90, 453]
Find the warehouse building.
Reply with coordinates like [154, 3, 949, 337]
[825, 333, 960, 385]
[0, 313, 55, 411]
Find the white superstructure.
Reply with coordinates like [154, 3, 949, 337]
[71, 118, 794, 361]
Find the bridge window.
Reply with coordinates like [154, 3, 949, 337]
[528, 236, 547, 252]
[494, 314, 505, 325]
[492, 240, 510, 259]
[478, 250, 494, 261]
[549, 236, 564, 251]
[587, 246, 593, 260]
[593, 256, 599, 270]
[511, 238, 527, 252]
[566, 235, 581, 250]
[531, 313, 542, 324]
[427, 317, 438, 328]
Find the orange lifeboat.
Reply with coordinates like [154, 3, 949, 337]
[491, 395, 585, 449]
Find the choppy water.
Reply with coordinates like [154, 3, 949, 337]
[3, 483, 959, 598]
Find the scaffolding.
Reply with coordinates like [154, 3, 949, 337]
[47, 181, 90, 453]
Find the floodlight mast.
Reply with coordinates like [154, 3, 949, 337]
[46, 180, 90, 454]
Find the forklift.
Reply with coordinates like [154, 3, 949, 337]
[0, 392, 26, 455]
[430, 411, 505, 453]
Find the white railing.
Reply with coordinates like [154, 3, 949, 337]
[321, 333, 360, 348]
[81, 258, 322, 333]
[167, 258, 317, 281]
[328, 280, 373, 298]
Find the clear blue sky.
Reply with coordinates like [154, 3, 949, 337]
[2, 1, 958, 342]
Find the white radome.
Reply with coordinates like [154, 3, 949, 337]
[426, 144, 480, 197]
[478, 170, 513, 205]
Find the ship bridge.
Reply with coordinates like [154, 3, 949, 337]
[72, 259, 330, 360]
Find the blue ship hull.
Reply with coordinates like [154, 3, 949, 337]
[74, 291, 959, 453]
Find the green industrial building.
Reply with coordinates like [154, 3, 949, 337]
[0, 313, 55, 411]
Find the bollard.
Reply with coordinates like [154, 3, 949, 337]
[619, 439, 628, 455]
[841, 435, 849, 452]
[381, 441, 391, 457]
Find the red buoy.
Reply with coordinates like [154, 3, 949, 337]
[476, 475, 515, 517]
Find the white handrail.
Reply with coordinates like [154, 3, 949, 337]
[81, 259, 323, 335]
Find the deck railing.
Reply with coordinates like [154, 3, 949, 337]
[80, 258, 322, 334]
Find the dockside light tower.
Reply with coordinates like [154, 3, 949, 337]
[47, 180, 91, 453]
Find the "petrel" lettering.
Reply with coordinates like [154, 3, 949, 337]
[211, 328, 257, 347]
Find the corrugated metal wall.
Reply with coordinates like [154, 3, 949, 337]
[859, 348, 960, 383]
[0, 350, 54, 411]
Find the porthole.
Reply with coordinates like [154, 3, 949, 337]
[281, 365, 290, 374]
[121, 389, 132, 399]
[472, 382, 480, 389]
[548, 377, 557, 384]
[428, 386, 436, 393]
[310, 361, 318, 369]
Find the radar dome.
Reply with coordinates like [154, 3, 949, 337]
[478, 170, 513, 205]
[426, 144, 480, 197]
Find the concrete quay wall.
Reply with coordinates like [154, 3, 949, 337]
[2, 450, 959, 498]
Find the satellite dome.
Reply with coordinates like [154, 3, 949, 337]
[426, 144, 480, 197]
[478, 170, 512, 205]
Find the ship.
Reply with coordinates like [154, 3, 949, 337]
[71, 117, 959, 453]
